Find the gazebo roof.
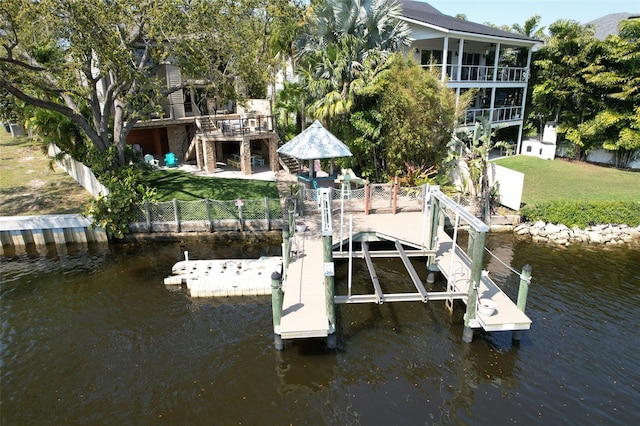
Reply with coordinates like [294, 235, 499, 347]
[277, 120, 352, 160]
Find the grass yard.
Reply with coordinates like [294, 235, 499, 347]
[142, 169, 280, 201]
[492, 156, 640, 207]
[0, 131, 92, 216]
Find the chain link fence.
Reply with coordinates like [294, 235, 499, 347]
[129, 197, 286, 233]
[129, 185, 470, 234]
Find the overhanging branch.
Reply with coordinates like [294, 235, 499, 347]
[1, 82, 108, 151]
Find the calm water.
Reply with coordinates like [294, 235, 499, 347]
[1, 235, 639, 425]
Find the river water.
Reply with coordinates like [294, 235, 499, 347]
[1, 234, 639, 425]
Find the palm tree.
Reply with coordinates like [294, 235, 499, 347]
[295, 0, 410, 121]
[511, 15, 547, 40]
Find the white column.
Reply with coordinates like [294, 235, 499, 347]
[525, 47, 533, 82]
[516, 123, 524, 155]
[493, 43, 501, 81]
[490, 87, 497, 123]
[441, 36, 449, 81]
[456, 38, 464, 81]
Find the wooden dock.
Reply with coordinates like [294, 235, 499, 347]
[279, 219, 330, 339]
[278, 204, 531, 341]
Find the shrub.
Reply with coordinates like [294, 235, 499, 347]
[84, 145, 156, 239]
[521, 201, 640, 228]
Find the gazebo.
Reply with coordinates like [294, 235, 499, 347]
[277, 120, 352, 188]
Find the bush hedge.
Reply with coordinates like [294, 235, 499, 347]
[520, 201, 640, 228]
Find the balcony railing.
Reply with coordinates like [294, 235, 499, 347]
[461, 107, 523, 126]
[463, 108, 492, 125]
[195, 114, 275, 136]
[495, 67, 528, 82]
[493, 106, 522, 122]
[422, 64, 528, 83]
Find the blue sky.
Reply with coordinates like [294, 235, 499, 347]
[425, 0, 639, 30]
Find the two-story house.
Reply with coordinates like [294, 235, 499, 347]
[125, 61, 279, 176]
[397, 1, 540, 154]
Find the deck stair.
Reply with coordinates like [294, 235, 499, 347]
[195, 116, 218, 135]
[278, 154, 299, 174]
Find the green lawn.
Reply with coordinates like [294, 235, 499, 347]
[0, 131, 92, 215]
[492, 156, 640, 207]
[142, 169, 280, 201]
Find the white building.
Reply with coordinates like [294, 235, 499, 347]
[397, 1, 540, 154]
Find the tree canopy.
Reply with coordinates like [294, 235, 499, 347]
[295, 0, 411, 121]
[568, 19, 640, 164]
[0, 0, 283, 165]
[377, 56, 459, 176]
[531, 18, 640, 162]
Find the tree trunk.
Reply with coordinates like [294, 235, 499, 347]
[480, 162, 490, 225]
[113, 99, 127, 166]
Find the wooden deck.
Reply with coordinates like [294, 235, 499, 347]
[278, 208, 531, 340]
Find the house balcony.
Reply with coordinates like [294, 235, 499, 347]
[195, 114, 275, 137]
[461, 106, 523, 127]
[422, 64, 529, 83]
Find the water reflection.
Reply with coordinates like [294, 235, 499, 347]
[275, 341, 337, 396]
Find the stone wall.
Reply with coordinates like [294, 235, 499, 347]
[513, 221, 640, 246]
[167, 124, 188, 161]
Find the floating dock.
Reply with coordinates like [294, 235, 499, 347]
[165, 255, 283, 298]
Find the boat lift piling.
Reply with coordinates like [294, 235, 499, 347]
[513, 264, 532, 341]
[426, 195, 441, 284]
[282, 229, 290, 270]
[463, 229, 487, 343]
[271, 271, 284, 350]
[320, 188, 337, 348]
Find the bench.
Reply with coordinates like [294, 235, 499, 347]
[227, 158, 241, 169]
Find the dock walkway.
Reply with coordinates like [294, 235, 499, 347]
[279, 216, 330, 339]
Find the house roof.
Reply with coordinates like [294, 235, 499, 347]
[587, 12, 637, 40]
[397, 0, 540, 43]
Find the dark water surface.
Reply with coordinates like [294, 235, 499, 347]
[1, 235, 639, 425]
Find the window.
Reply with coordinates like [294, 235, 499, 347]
[420, 50, 453, 65]
[462, 53, 480, 65]
[184, 91, 193, 114]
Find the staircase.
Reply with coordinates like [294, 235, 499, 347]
[279, 154, 299, 174]
[195, 116, 217, 134]
[276, 136, 300, 174]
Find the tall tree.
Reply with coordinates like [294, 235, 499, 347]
[531, 20, 596, 156]
[567, 19, 640, 165]
[295, 0, 410, 121]
[0, 0, 277, 166]
[378, 56, 459, 176]
[511, 15, 547, 40]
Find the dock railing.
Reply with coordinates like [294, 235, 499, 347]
[298, 182, 425, 215]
